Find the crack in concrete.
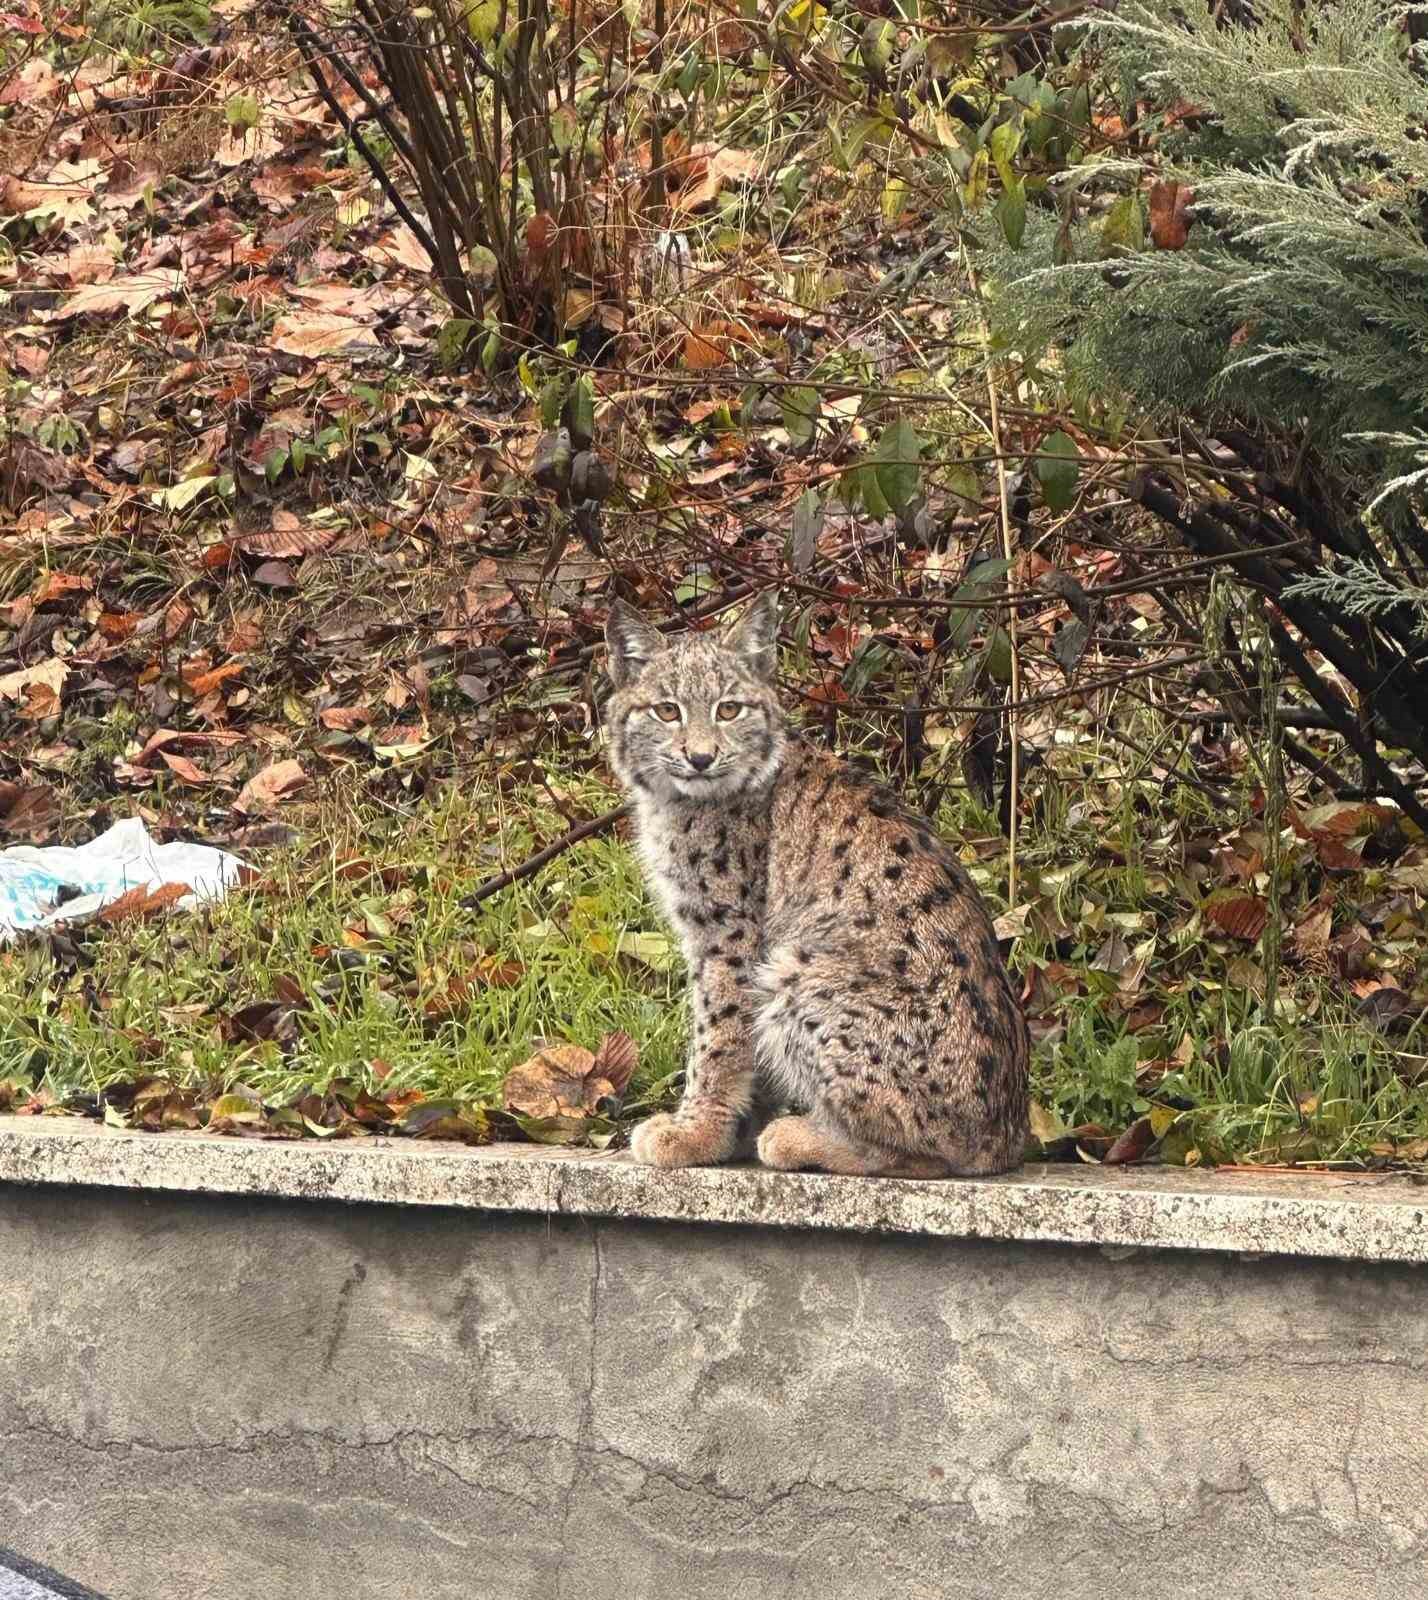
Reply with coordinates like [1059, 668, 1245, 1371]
[552, 1219, 602, 1600]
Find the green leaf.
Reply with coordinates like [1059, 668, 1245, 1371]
[463, 0, 500, 42]
[843, 638, 891, 696]
[1148, 1103, 1181, 1139]
[984, 624, 1014, 684]
[513, 1114, 589, 1146]
[779, 386, 819, 447]
[989, 119, 1022, 187]
[435, 315, 473, 371]
[880, 176, 908, 226]
[788, 487, 823, 574]
[467, 243, 498, 283]
[1026, 113, 1057, 158]
[858, 465, 892, 519]
[562, 373, 596, 449]
[1051, 617, 1090, 676]
[549, 103, 578, 155]
[842, 114, 882, 166]
[1064, 83, 1091, 133]
[963, 147, 990, 209]
[946, 462, 981, 509]
[995, 177, 1026, 250]
[674, 562, 715, 605]
[1101, 194, 1145, 256]
[872, 417, 924, 513]
[1035, 430, 1080, 512]
[225, 94, 261, 132]
[208, 1093, 262, 1124]
[538, 377, 567, 429]
[1028, 1099, 1066, 1143]
[859, 17, 896, 76]
[615, 931, 676, 971]
[943, 560, 1004, 652]
[152, 475, 217, 512]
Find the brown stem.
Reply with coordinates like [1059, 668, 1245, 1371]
[461, 806, 629, 908]
[285, 8, 451, 295]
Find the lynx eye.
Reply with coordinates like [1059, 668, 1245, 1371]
[651, 701, 681, 722]
[715, 702, 744, 722]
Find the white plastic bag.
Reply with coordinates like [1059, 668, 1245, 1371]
[0, 817, 244, 939]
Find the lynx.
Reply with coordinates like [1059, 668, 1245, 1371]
[604, 593, 1028, 1178]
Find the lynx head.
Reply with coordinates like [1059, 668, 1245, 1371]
[604, 592, 787, 803]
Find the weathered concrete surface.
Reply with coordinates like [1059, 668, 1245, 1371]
[3, 1116, 1428, 1262]
[2, 1181, 1427, 1600]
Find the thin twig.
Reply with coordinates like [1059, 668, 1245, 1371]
[460, 805, 629, 908]
[283, 8, 446, 284]
[966, 251, 1020, 906]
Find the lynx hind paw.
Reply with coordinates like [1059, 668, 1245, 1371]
[629, 1113, 734, 1169]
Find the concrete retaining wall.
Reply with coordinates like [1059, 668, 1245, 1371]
[2, 1122, 1426, 1599]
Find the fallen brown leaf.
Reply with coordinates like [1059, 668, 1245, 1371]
[98, 882, 192, 925]
[501, 1038, 630, 1121]
[236, 758, 307, 814]
[1148, 180, 1192, 250]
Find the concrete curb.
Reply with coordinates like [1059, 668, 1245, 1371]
[2, 1115, 1426, 1263]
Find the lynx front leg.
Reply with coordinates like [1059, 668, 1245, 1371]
[629, 954, 759, 1169]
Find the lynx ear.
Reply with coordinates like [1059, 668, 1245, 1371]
[722, 590, 780, 681]
[605, 600, 667, 687]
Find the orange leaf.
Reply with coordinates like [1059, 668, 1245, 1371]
[32, 570, 93, 607]
[319, 705, 371, 731]
[159, 751, 211, 785]
[98, 882, 192, 925]
[527, 212, 558, 255]
[1148, 180, 1191, 250]
[98, 610, 142, 640]
[1204, 890, 1268, 941]
[202, 542, 237, 571]
[183, 660, 245, 695]
[683, 328, 730, 370]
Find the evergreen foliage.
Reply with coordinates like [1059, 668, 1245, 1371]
[993, 0, 1428, 521]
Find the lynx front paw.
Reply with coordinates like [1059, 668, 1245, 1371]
[629, 1113, 733, 1169]
[757, 1115, 818, 1172]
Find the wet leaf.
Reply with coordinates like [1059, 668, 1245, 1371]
[1103, 1115, 1156, 1165]
[400, 1100, 490, 1143]
[97, 882, 192, 925]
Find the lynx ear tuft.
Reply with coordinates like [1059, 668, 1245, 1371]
[605, 601, 667, 688]
[721, 591, 780, 681]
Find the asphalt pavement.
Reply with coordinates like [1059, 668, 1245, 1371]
[0, 1549, 108, 1600]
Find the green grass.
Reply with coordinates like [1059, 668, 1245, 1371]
[0, 772, 685, 1119]
[2, 719, 1426, 1167]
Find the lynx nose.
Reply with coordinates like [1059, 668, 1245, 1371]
[687, 751, 715, 773]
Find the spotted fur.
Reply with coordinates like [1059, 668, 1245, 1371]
[604, 593, 1029, 1178]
